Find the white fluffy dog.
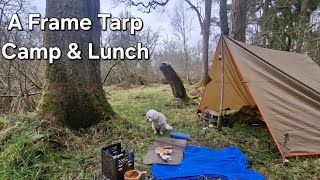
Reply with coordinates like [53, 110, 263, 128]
[146, 109, 173, 135]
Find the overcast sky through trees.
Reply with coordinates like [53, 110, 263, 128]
[30, 0, 204, 46]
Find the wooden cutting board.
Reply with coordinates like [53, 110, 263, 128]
[143, 136, 187, 165]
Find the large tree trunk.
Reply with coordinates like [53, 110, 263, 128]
[160, 63, 187, 99]
[37, 0, 115, 130]
[296, 0, 309, 53]
[219, 0, 229, 36]
[230, 0, 247, 42]
[201, 0, 213, 84]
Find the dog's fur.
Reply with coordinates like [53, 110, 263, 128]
[146, 109, 173, 135]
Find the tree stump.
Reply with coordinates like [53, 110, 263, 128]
[160, 62, 187, 99]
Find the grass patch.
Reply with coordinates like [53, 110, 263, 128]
[0, 85, 319, 179]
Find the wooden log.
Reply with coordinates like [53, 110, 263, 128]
[160, 62, 187, 99]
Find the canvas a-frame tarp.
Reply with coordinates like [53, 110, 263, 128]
[199, 36, 320, 157]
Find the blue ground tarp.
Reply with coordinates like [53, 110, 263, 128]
[152, 146, 266, 180]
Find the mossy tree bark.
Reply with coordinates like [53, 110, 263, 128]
[37, 0, 115, 130]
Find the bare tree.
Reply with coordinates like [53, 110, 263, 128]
[0, 0, 44, 113]
[101, 11, 160, 85]
[170, 0, 194, 84]
[119, 0, 213, 84]
[184, 0, 213, 84]
[116, 0, 170, 13]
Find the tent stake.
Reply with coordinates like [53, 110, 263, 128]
[218, 36, 225, 132]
